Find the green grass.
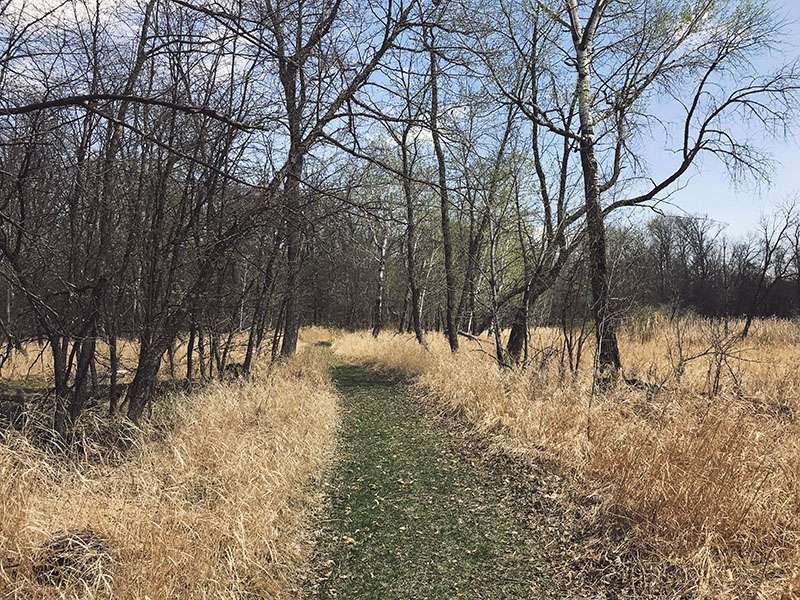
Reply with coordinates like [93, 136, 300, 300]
[312, 363, 557, 599]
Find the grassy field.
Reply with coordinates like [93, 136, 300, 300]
[333, 316, 800, 599]
[4, 318, 799, 598]
[0, 337, 339, 599]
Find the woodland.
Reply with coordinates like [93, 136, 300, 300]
[1, 0, 798, 431]
[1, 0, 800, 597]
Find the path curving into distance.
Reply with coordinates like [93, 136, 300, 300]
[310, 362, 558, 599]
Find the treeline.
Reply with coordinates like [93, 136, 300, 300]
[1, 0, 798, 441]
[305, 208, 800, 330]
[0, 0, 418, 436]
[614, 213, 800, 323]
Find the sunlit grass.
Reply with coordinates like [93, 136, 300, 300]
[334, 317, 800, 598]
[0, 337, 339, 599]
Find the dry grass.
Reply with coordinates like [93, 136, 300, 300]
[0, 339, 339, 599]
[334, 318, 800, 599]
[0, 339, 140, 384]
[0, 331, 261, 384]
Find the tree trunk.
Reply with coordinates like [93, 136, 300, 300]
[244, 286, 264, 372]
[69, 335, 96, 425]
[272, 299, 286, 363]
[572, 15, 622, 376]
[281, 215, 301, 357]
[401, 128, 425, 346]
[457, 208, 489, 333]
[198, 327, 206, 379]
[51, 336, 70, 440]
[427, 27, 458, 352]
[167, 343, 175, 379]
[125, 341, 163, 423]
[372, 231, 388, 338]
[506, 284, 532, 364]
[186, 315, 196, 381]
[280, 57, 304, 357]
[69, 275, 108, 425]
[487, 216, 506, 368]
[398, 287, 409, 334]
[109, 331, 119, 415]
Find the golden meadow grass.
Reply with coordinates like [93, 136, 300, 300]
[334, 317, 800, 599]
[0, 338, 339, 599]
[0, 335, 250, 384]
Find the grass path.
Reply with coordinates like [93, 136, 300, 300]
[310, 363, 557, 599]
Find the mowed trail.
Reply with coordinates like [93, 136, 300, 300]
[311, 363, 557, 599]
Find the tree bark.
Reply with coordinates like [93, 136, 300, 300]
[401, 128, 425, 345]
[109, 331, 119, 415]
[372, 231, 388, 337]
[506, 284, 532, 364]
[280, 60, 304, 357]
[125, 340, 163, 423]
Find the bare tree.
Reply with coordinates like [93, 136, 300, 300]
[470, 0, 799, 375]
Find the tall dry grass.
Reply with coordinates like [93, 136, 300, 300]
[334, 318, 800, 598]
[0, 342, 339, 599]
[0, 330, 278, 384]
[0, 339, 142, 383]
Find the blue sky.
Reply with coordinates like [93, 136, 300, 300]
[649, 1, 800, 237]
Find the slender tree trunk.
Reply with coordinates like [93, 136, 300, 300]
[401, 129, 424, 345]
[372, 231, 388, 338]
[198, 327, 206, 379]
[418, 246, 436, 332]
[67, 278, 106, 425]
[51, 336, 70, 440]
[210, 330, 221, 377]
[70, 335, 96, 425]
[186, 315, 196, 381]
[90, 354, 98, 396]
[280, 54, 304, 357]
[109, 331, 118, 415]
[457, 208, 489, 333]
[398, 287, 409, 334]
[167, 343, 175, 379]
[571, 6, 621, 375]
[220, 326, 235, 373]
[281, 217, 301, 357]
[487, 217, 506, 368]
[272, 299, 286, 363]
[426, 27, 458, 352]
[244, 288, 264, 372]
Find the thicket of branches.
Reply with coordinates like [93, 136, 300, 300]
[1, 0, 798, 442]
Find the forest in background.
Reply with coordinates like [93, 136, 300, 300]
[1, 0, 799, 441]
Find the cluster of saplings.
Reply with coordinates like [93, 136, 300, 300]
[0, 0, 797, 444]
